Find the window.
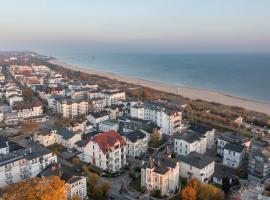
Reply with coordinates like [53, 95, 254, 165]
[190, 165, 192, 170]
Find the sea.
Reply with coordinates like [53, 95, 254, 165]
[44, 52, 270, 103]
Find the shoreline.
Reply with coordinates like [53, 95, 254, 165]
[48, 58, 270, 116]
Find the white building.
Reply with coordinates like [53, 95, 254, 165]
[0, 142, 57, 188]
[56, 98, 89, 119]
[217, 132, 248, 156]
[99, 119, 119, 132]
[34, 127, 81, 149]
[124, 130, 148, 158]
[223, 143, 245, 168]
[78, 131, 127, 172]
[174, 131, 207, 156]
[12, 101, 43, 119]
[103, 90, 126, 106]
[8, 94, 24, 106]
[130, 102, 182, 136]
[178, 152, 215, 183]
[141, 155, 180, 196]
[86, 110, 110, 127]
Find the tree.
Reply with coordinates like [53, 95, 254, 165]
[181, 186, 196, 200]
[222, 177, 231, 194]
[2, 176, 67, 200]
[150, 128, 160, 146]
[88, 173, 100, 190]
[71, 196, 82, 200]
[22, 87, 35, 101]
[91, 185, 103, 200]
[100, 182, 111, 197]
[198, 184, 225, 200]
[187, 178, 201, 194]
[21, 122, 40, 135]
[82, 165, 90, 175]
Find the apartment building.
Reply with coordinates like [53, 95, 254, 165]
[78, 131, 127, 172]
[12, 101, 43, 119]
[223, 143, 245, 168]
[130, 101, 182, 135]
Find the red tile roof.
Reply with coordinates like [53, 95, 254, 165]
[92, 131, 126, 154]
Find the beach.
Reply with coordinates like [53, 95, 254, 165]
[49, 59, 270, 116]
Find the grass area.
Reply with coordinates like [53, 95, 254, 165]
[48, 144, 67, 155]
[129, 176, 141, 192]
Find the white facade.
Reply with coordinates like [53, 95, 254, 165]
[78, 131, 126, 172]
[130, 102, 182, 136]
[125, 131, 148, 158]
[223, 144, 245, 168]
[141, 158, 180, 196]
[57, 99, 89, 119]
[12, 102, 43, 119]
[174, 134, 207, 156]
[66, 176, 88, 200]
[99, 120, 119, 132]
[104, 90, 126, 106]
[178, 152, 215, 183]
[86, 112, 110, 127]
[0, 147, 57, 188]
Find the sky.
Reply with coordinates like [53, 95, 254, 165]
[1, 0, 270, 54]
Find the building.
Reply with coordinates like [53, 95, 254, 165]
[78, 131, 126, 172]
[12, 101, 43, 119]
[188, 123, 215, 149]
[39, 164, 87, 200]
[0, 142, 57, 188]
[103, 90, 126, 106]
[248, 140, 270, 183]
[33, 127, 58, 147]
[89, 97, 106, 112]
[99, 119, 119, 132]
[56, 98, 89, 119]
[217, 131, 249, 156]
[177, 151, 215, 183]
[223, 143, 245, 168]
[124, 129, 148, 158]
[105, 104, 124, 119]
[141, 155, 180, 196]
[86, 110, 110, 127]
[213, 164, 237, 185]
[174, 130, 207, 156]
[130, 101, 182, 136]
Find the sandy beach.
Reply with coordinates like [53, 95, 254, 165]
[49, 59, 270, 116]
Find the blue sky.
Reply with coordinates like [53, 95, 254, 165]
[1, 0, 270, 53]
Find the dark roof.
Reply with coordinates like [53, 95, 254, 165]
[56, 128, 77, 140]
[213, 164, 236, 180]
[0, 137, 9, 148]
[144, 157, 178, 175]
[124, 130, 146, 143]
[224, 143, 244, 153]
[89, 110, 109, 119]
[177, 152, 215, 169]
[218, 132, 246, 144]
[175, 131, 204, 143]
[188, 123, 212, 134]
[75, 140, 87, 147]
[12, 100, 42, 110]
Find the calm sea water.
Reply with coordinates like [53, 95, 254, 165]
[47, 53, 270, 103]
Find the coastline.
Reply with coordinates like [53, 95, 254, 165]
[48, 59, 270, 116]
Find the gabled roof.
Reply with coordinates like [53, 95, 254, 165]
[56, 128, 77, 140]
[91, 131, 126, 154]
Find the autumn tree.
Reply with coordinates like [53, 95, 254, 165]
[22, 87, 35, 102]
[187, 178, 201, 194]
[181, 186, 196, 200]
[21, 122, 40, 135]
[100, 182, 111, 197]
[88, 173, 100, 193]
[150, 128, 161, 147]
[198, 184, 225, 200]
[2, 176, 67, 200]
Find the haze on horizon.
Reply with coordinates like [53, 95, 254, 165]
[1, 0, 270, 54]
